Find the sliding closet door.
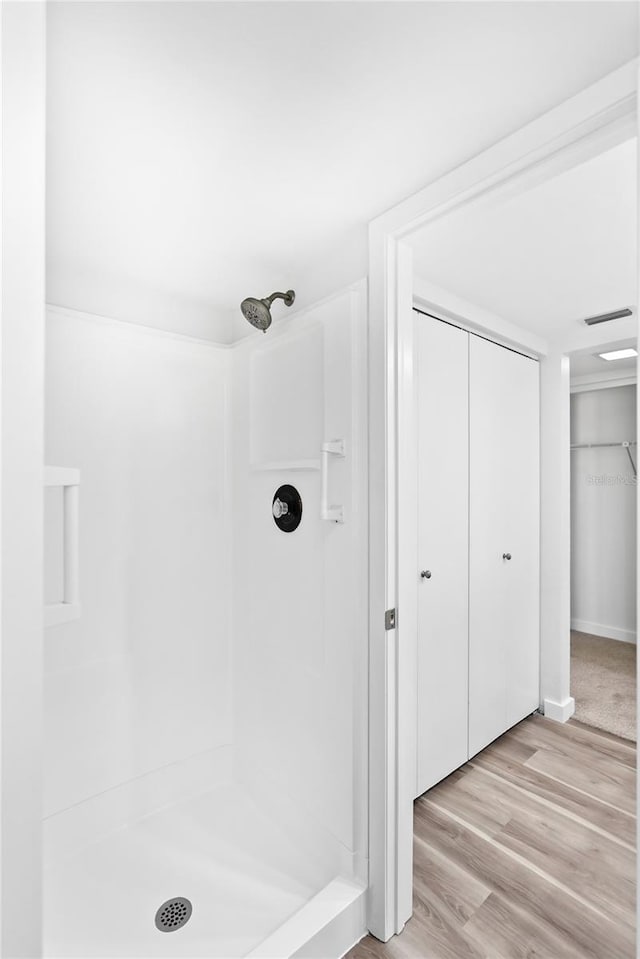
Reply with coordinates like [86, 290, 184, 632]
[468, 336, 540, 758]
[416, 314, 469, 796]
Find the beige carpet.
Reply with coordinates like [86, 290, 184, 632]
[571, 630, 636, 742]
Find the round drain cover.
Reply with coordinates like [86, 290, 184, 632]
[155, 897, 192, 932]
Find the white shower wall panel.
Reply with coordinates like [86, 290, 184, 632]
[44, 308, 232, 819]
[231, 284, 368, 883]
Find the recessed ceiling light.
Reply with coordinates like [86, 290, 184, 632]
[597, 348, 638, 361]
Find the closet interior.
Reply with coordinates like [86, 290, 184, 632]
[569, 365, 637, 742]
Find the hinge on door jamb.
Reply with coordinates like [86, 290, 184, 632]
[385, 608, 396, 630]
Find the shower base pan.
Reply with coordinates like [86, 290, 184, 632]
[43, 783, 365, 958]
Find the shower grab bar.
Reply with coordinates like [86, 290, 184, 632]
[44, 466, 81, 627]
[321, 440, 345, 523]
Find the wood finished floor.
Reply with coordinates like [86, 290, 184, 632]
[347, 715, 636, 959]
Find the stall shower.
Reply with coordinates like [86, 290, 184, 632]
[43, 285, 368, 956]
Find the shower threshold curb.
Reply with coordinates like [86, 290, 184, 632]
[247, 876, 366, 959]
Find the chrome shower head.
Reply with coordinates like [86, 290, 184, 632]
[240, 290, 295, 332]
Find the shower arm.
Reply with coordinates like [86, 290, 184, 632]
[264, 291, 295, 308]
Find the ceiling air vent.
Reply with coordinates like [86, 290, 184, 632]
[583, 308, 633, 326]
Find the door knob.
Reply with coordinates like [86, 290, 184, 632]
[503, 553, 512, 561]
[420, 570, 432, 579]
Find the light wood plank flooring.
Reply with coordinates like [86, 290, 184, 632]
[347, 714, 636, 959]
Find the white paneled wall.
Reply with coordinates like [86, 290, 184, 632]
[571, 384, 637, 642]
[44, 308, 232, 820]
[231, 285, 369, 884]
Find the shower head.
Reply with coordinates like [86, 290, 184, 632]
[240, 290, 295, 332]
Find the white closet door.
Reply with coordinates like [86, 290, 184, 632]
[468, 336, 540, 758]
[416, 315, 469, 797]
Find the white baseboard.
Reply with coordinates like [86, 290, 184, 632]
[543, 696, 576, 723]
[571, 618, 636, 645]
[248, 877, 367, 959]
[43, 745, 232, 867]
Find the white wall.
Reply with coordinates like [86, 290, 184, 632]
[231, 284, 368, 887]
[44, 308, 232, 821]
[1, 3, 46, 955]
[571, 384, 637, 642]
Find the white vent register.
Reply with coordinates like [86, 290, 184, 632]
[44, 466, 81, 627]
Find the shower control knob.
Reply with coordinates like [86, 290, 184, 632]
[503, 552, 512, 561]
[420, 570, 432, 579]
[272, 485, 303, 533]
[272, 498, 289, 520]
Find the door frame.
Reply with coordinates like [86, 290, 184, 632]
[0, 3, 47, 955]
[367, 59, 638, 941]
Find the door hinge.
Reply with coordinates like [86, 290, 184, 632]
[385, 608, 396, 630]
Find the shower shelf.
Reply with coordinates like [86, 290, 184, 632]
[250, 459, 321, 473]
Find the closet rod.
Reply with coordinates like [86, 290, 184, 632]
[570, 440, 637, 476]
[570, 440, 637, 449]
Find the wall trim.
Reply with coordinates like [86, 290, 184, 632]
[543, 697, 576, 723]
[48, 282, 369, 356]
[571, 619, 637, 645]
[46, 303, 232, 351]
[570, 371, 637, 393]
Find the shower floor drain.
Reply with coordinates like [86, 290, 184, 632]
[155, 897, 192, 932]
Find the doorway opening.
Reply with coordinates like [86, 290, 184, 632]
[365, 61, 637, 951]
[569, 344, 637, 742]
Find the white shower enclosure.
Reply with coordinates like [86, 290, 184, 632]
[42, 285, 368, 956]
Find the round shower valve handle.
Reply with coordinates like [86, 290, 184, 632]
[272, 498, 289, 520]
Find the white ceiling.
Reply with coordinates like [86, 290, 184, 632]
[46, 2, 639, 343]
[410, 137, 638, 350]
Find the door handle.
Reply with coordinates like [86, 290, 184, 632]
[420, 570, 432, 579]
[502, 552, 512, 561]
